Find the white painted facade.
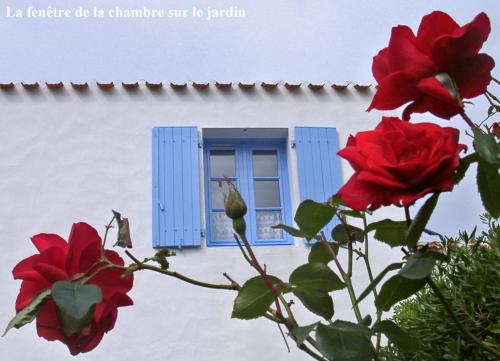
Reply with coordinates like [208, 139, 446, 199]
[0, 83, 464, 360]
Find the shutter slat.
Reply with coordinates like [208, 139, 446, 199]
[153, 126, 201, 248]
[295, 126, 342, 240]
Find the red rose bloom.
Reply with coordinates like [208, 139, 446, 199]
[12, 223, 134, 355]
[368, 11, 495, 120]
[336, 117, 466, 211]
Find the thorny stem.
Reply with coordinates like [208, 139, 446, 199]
[404, 206, 412, 228]
[492, 77, 500, 86]
[362, 212, 382, 355]
[101, 214, 116, 257]
[122, 250, 238, 291]
[235, 233, 284, 318]
[459, 111, 478, 130]
[427, 278, 500, 358]
[319, 233, 363, 323]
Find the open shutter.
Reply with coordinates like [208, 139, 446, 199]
[153, 127, 201, 248]
[295, 127, 342, 238]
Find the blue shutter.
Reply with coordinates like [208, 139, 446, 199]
[152, 127, 201, 248]
[295, 127, 342, 238]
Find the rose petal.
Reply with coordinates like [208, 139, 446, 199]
[432, 12, 491, 68]
[36, 300, 65, 341]
[452, 53, 495, 99]
[417, 76, 461, 106]
[416, 11, 459, 54]
[66, 223, 102, 276]
[31, 233, 67, 253]
[89, 250, 133, 300]
[387, 25, 435, 75]
[15, 280, 50, 312]
[12, 255, 44, 282]
[367, 71, 420, 111]
[372, 47, 389, 83]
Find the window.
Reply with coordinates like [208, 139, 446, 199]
[203, 140, 293, 246]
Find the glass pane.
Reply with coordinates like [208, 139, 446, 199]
[211, 181, 230, 209]
[211, 212, 234, 240]
[253, 150, 278, 177]
[210, 150, 235, 178]
[254, 180, 280, 207]
[257, 211, 282, 239]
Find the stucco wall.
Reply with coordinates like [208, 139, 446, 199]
[0, 83, 472, 360]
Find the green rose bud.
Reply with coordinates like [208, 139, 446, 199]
[232, 218, 246, 238]
[224, 183, 247, 220]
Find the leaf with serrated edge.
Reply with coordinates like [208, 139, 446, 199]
[272, 224, 307, 238]
[316, 322, 373, 361]
[293, 289, 334, 320]
[52, 281, 102, 337]
[477, 160, 500, 218]
[474, 129, 500, 165]
[308, 242, 338, 264]
[3, 289, 51, 336]
[365, 219, 407, 247]
[373, 320, 419, 352]
[332, 224, 363, 244]
[375, 275, 426, 312]
[231, 276, 283, 320]
[355, 262, 403, 305]
[399, 253, 436, 280]
[294, 200, 335, 240]
[406, 194, 439, 248]
[290, 262, 345, 292]
[291, 323, 318, 345]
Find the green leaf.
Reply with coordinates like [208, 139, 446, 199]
[406, 194, 439, 248]
[375, 275, 426, 312]
[3, 289, 52, 336]
[398, 253, 436, 280]
[290, 323, 318, 345]
[453, 152, 479, 185]
[474, 128, 500, 165]
[365, 219, 407, 247]
[294, 200, 335, 240]
[316, 322, 374, 361]
[51, 281, 102, 337]
[331, 224, 363, 244]
[308, 242, 339, 264]
[290, 262, 345, 292]
[272, 224, 307, 238]
[360, 315, 372, 327]
[293, 289, 335, 320]
[355, 262, 403, 305]
[477, 160, 500, 218]
[231, 276, 283, 320]
[373, 320, 419, 352]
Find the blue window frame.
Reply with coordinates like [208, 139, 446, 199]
[204, 139, 293, 246]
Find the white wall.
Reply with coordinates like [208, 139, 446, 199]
[0, 83, 478, 360]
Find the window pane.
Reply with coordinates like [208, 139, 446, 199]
[211, 212, 234, 240]
[211, 181, 230, 209]
[210, 150, 235, 178]
[254, 180, 280, 207]
[256, 211, 282, 239]
[253, 150, 278, 177]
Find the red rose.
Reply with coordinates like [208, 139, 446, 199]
[368, 11, 495, 120]
[336, 117, 466, 211]
[12, 223, 134, 355]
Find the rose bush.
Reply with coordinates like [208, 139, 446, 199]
[368, 11, 495, 120]
[336, 116, 466, 211]
[12, 222, 133, 355]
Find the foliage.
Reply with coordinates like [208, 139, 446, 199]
[380, 215, 500, 361]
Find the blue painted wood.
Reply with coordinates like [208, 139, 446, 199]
[152, 126, 201, 248]
[295, 127, 342, 240]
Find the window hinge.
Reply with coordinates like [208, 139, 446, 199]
[200, 230, 205, 238]
[291, 141, 296, 149]
[198, 141, 203, 149]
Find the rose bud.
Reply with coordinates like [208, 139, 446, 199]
[224, 182, 247, 220]
[492, 122, 500, 138]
